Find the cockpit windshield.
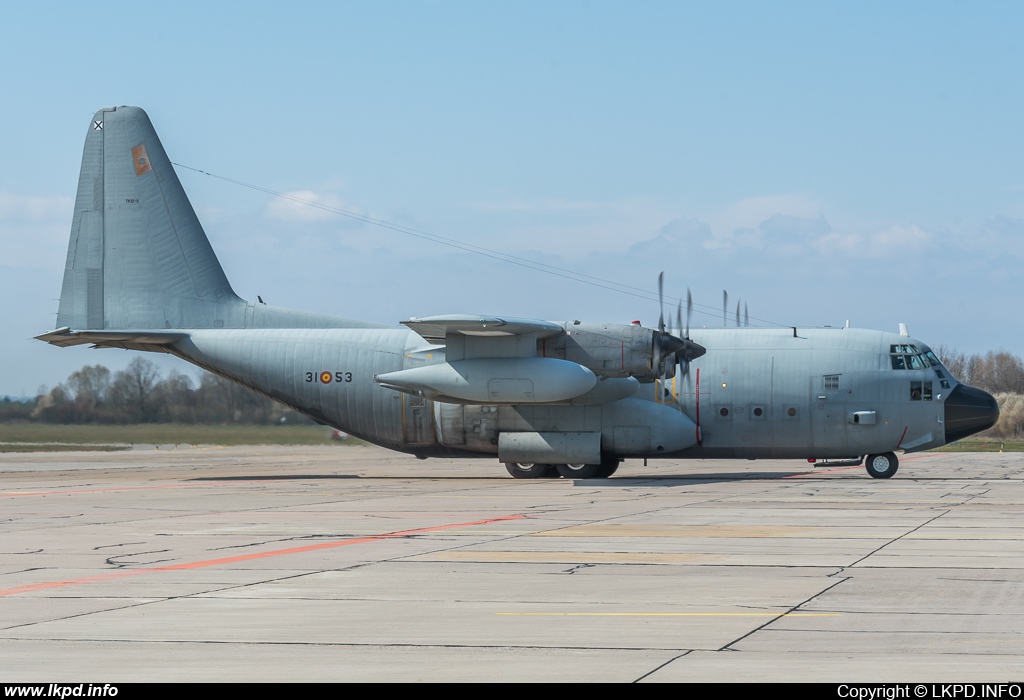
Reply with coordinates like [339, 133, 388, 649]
[890, 344, 941, 371]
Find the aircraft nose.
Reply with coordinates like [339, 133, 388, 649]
[944, 383, 1000, 442]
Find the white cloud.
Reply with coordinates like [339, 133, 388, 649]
[265, 190, 360, 223]
[629, 217, 712, 257]
[711, 193, 823, 235]
[811, 224, 931, 258]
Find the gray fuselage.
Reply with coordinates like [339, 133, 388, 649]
[170, 324, 954, 461]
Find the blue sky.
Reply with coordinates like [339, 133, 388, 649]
[2, 2, 1023, 395]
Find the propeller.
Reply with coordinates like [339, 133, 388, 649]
[651, 274, 706, 403]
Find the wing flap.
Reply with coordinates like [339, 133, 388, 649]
[403, 315, 563, 342]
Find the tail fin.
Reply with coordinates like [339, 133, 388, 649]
[57, 106, 242, 330]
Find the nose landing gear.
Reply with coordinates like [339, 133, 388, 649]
[865, 452, 899, 479]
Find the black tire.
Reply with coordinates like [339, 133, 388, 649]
[865, 452, 899, 479]
[593, 458, 621, 478]
[555, 463, 606, 479]
[504, 462, 552, 479]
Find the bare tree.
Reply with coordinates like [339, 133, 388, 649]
[64, 365, 111, 422]
[108, 358, 162, 422]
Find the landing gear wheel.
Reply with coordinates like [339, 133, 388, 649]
[504, 462, 552, 479]
[865, 452, 899, 479]
[555, 463, 603, 479]
[593, 458, 620, 478]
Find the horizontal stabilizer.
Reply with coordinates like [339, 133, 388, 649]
[35, 327, 186, 352]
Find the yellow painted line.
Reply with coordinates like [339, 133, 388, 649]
[497, 612, 841, 618]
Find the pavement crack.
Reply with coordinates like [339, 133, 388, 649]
[105, 550, 171, 568]
[847, 510, 950, 568]
[718, 575, 849, 652]
[632, 650, 692, 683]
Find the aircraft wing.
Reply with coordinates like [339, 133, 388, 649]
[35, 328, 187, 353]
[402, 315, 564, 342]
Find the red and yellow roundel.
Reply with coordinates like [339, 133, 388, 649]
[319, 371, 332, 384]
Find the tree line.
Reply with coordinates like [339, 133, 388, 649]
[931, 348, 1024, 439]
[3, 351, 1024, 437]
[7, 358, 310, 425]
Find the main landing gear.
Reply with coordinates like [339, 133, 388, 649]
[504, 458, 621, 479]
[864, 452, 899, 479]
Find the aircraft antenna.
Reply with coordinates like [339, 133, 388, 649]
[174, 161, 801, 330]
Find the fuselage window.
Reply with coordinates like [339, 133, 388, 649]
[787, 407, 797, 417]
[910, 380, 933, 401]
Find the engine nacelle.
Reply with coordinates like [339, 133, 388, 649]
[539, 322, 658, 379]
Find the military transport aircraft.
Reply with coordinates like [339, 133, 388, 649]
[37, 106, 1000, 479]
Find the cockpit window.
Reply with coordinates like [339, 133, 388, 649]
[890, 344, 936, 371]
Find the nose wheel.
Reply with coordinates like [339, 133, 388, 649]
[865, 452, 899, 479]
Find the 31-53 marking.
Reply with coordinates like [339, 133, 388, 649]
[305, 371, 352, 384]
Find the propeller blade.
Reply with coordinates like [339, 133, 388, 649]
[722, 290, 728, 327]
[735, 301, 740, 328]
[686, 288, 692, 339]
[653, 272, 665, 374]
[744, 302, 749, 328]
[658, 271, 665, 334]
[676, 300, 682, 339]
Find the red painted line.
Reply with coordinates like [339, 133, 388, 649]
[895, 425, 908, 449]
[695, 368, 702, 445]
[0, 514, 527, 597]
[901, 453, 941, 462]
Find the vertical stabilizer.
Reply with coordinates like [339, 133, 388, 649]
[57, 106, 241, 330]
